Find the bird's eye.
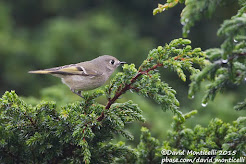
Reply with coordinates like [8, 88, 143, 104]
[110, 60, 115, 65]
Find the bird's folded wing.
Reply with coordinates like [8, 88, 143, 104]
[29, 65, 102, 76]
[57, 66, 102, 76]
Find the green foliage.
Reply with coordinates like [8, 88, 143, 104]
[8, 94, 243, 163]
[105, 38, 206, 121]
[189, 2, 246, 107]
[155, 0, 246, 108]
[234, 98, 246, 110]
[132, 111, 246, 163]
[0, 39, 207, 162]
[0, 91, 139, 163]
[136, 127, 160, 164]
[153, 0, 230, 37]
[153, 0, 181, 15]
[1, 0, 245, 163]
[114, 111, 246, 163]
[162, 112, 246, 159]
[179, 0, 227, 37]
[218, 5, 246, 59]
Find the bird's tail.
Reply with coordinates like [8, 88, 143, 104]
[28, 70, 53, 74]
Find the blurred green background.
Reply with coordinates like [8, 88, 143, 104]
[0, 0, 245, 144]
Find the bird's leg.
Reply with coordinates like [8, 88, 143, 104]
[71, 89, 84, 98]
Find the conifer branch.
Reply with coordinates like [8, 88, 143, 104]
[97, 63, 164, 122]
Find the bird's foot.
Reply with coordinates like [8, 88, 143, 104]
[71, 89, 84, 98]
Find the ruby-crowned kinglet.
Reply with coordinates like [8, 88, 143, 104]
[29, 55, 126, 97]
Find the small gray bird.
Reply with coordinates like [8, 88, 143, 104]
[29, 55, 126, 97]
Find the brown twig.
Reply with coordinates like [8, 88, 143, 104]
[97, 63, 163, 122]
[24, 112, 36, 127]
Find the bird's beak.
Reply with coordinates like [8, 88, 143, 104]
[120, 61, 126, 64]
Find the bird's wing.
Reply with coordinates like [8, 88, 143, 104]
[29, 64, 102, 76]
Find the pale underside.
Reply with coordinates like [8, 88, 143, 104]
[61, 74, 107, 91]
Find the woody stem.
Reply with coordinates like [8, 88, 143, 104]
[97, 62, 163, 121]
